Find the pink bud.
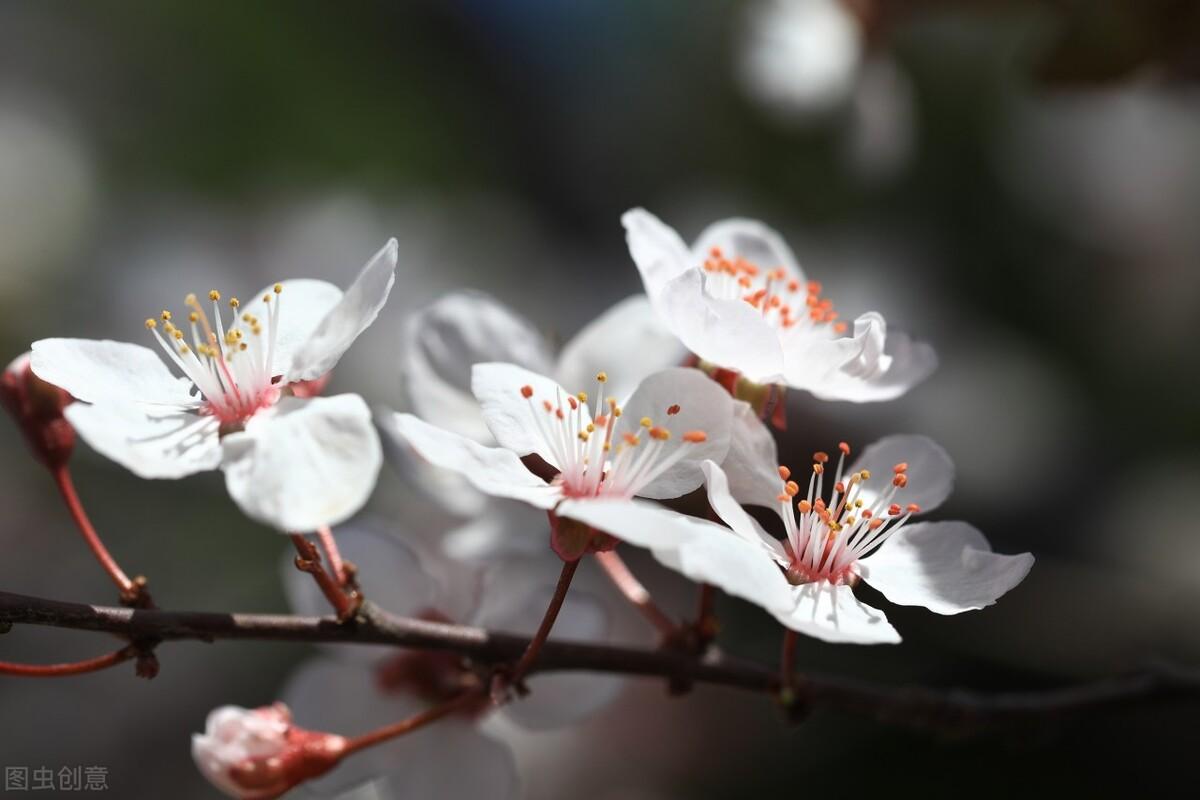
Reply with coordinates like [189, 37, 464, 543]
[1, 352, 75, 469]
[191, 703, 347, 800]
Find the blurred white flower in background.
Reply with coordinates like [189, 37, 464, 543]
[739, 0, 862, 116]
[0, 97, 95, 309]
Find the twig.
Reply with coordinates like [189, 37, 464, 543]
[1, 590, 1198, 734]
[595, 551, 677, 637]
[0, 645, 135, 677]
[290, 535, 358, 621]
[509, 558, 579, 686]
[342, 690, 484, 756]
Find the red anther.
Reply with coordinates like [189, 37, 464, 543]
[833, 322, 848, 334]
[838, 441, 851, 455]
[542, 400, 553, 412]
[622, 433, 639, 446]
[593, 414, 608, 427]
[768, 267, 786, 281]
[869, 518, 884, 530]
[814, 498, 827, 512]
[892, 474, 908, 488]
[813, 451, 829, 464]
[520, 385, 534, 399]
[648, 426, 670, 440]
[862, 509, 873, 518]
[567, 395, 578, 410]
[682, 430, 707, 443]
[807, 280, 822, 294]
[797, 499, 812, 513]
[667, 404, 681, 416]
[777, 465, 791, 480]
[888, 503, 902, 516]
[709, 246, 723, 258]
[834, 481, 846, 494]
[906, 503, 921, 514]
[768, 295, 782, 308]
[555, 408, 564, 420]
[892, 462, 908, 474]
[784, 480, 800, 497]
[787, 279, 800, 292]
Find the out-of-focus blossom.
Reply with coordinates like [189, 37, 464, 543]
[0, 102, 94, 302]
[386, 364, 733, 560]
[688, 424, 1033, 643]
[29, 241, 397, 532]
[280, 524, 623, 798]
[738, 0, 863, 117]
[191, 703, 347, 800]
[622, 209, 936, 401]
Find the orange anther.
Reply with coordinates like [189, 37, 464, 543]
[888, 503, 902, 516]
[833, 322, 848, 334]
[893, 462, 908, 473]
[906, 503, 921, 514]
[778, 465, 791, 480]
[813, 451, 829, 464]
[869, 518, 884, 530]
[709, 246, 723, 259]
[797, 499, 812, 514]
[807, 280, 822, 294]
[622, 433, 640, 446]
[834, 481, 846, 494]
[838, 441, 850, 455]
[542, 400, 553, 412]
[682, 430, 707, 443]
[649, 426, 671, 441]
[520, 385, 534, 399]
[784, 480, 799, 497]
[892, 474, 908, 488]
[813, 463, 824, 475]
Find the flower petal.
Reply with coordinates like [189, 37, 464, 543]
[554, 294, 687, 405]
[691, 217, 805, 285]
[471, 362, 582, 468]
[64, 402, 220, 478]
[849, 433, 954, 513]
[621, 208, 693, 300]
[403, 290, 554, 443]
[659, 268, 786, 383]
[287, 238, 398, 383]
[859, 521, 1034, 615]
[616, 366, 734, 499]
[443, 501, 550, 563]
[796, 311, 936, 402]
[474, 557, 623, 730]
[555, 497, 703, 550]
[31, 338, 197, 406]
[652, 520, 796, 615]
[252, 278, 343, 380]
[701, 460, 787, 563]
[385, 412, 560, 510]
[772, 582, 901, 644]
[719, 401, 784, 510]
[221, 394, 382, 531]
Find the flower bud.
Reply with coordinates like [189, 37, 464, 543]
[1, 352, 75, 469]
[191, 703, 347, 800]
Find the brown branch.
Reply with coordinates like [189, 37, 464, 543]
[1, 589, 1197, 734]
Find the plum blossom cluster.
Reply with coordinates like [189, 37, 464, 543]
[5, 212, 1033, 799]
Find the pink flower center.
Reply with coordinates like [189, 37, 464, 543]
[775, 442, 918, 585]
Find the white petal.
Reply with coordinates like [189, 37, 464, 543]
[652, 520, 796, 615]
[287, 238, 398, 383]
[471, 362, 581, 468]
[385, 412, 560, 510]
[621, 208, 693, 300]
[443, 501, 550, 563]
[403, 290, 553, 443]
[772, 582, 901, 644]
[554, 294, 687, 405]
[253, 279, 343, 380]
[658, 268, 786, 383]
[691, 217, 805, 285]
[377, 410, 492, 517]
[798, 311, 937, 402]
[555, 497, 704, 550]
[474, 557, 623, 730]
[701, 460, 787, 563]
[64, 402, 221, 479]
[616, 366, 734, 499]
[859, 521, 1034, 615]
[31, 338, 197, 406]
[849, 433, 954, 513]
[370, 726, 519, 800]
[282, 523, 436, 619]
[719, 401, 784, 510]
[221, 394, 382, 531]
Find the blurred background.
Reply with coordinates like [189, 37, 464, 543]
[1, 0, 1198, 797]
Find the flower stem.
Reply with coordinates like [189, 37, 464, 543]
[342, 690, 484, 756]
[693, 582, 718, 644]
[0, 645, 133, 677]
[51, 466, 144, 604]
[290, 535, 358, 621]
[509, 558, 580, 685]
[595, 550, 677, 637]
[779, 628, 798, 699]
[315, 526, 346, 586]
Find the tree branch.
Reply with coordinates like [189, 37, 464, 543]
[2, 589, 1197, 734]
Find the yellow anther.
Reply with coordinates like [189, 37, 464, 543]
[208, 290, 221, 301]
[578, 431, 590, 442]
[603, 442, 611, 452]
[185, 293, 197, 305]
[262, 294, 271, 303]
[144, 318, 157, 329]
[188, 311, 199, 322]
[860, 470, 871, 480]
[161, 310, 172, 321]
[613, 407, 622, 417]
[179, 344, 190, 354]
[586, 423, 595, 433]
[273, 283, 283, 293]
[239, 343, 248, 351]
[172, 329, 183, 340]
[577, 391, 588, 403]
[640, 416, 652, 428]
[854, 499, 863, 508]
[229, 297, 240, 309]
[596, 372, 608, 383]
[845, 516, 856, 527]
[608, 397, 617, 409]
